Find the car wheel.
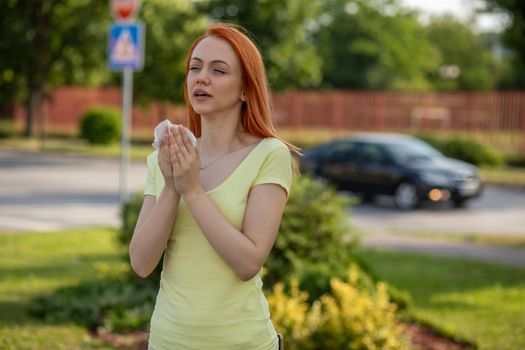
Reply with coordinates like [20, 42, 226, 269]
[360, 193, 375, 203]
[394, 182, 419, 210]
[452, 198, 468, 208]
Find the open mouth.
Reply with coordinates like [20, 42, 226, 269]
[193, 90, 211, 97]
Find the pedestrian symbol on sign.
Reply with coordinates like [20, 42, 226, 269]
[108, 22, 144, 70]
[111, 29, 137, 62]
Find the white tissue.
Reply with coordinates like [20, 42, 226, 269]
[152, 119, 197, 150]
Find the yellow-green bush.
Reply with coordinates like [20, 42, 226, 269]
[268, 265, 404, 350]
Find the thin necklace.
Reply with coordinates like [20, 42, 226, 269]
[199, 140, 245, 170]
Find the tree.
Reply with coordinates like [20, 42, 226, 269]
[198, 0, 323, 90]
[0, 0, 110, 137]
[425, 15, 496, 90]
[132, 0, 208, 106]
[483, 0, 525, 87]
[315, 0, 439, 90]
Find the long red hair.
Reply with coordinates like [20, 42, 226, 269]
[183, 23, 300, 156]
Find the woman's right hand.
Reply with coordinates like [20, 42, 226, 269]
[158, 127, 177, 192]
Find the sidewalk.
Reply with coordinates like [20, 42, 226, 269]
[362, 233, 525, 268]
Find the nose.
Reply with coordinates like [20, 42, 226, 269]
[195, 69, 210, 85]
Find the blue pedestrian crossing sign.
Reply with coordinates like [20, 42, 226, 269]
[108, 22, 145, 71]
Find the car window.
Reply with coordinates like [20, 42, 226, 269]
[386, 140, 443, 164]
[360, 144, 387, 164]
[326, 142, 358, 160]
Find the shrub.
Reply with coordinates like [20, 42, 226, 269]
[79, 106, 120, 145]
[442, 137, 503, 166]
[268, 264, 405, 350]
[30, 263, 157, 333]
[0, 119, 16, 138]
[264, 174, 360, 294]
[119, 192, 143, 247]
[415, 134, 503, 166]
[119, 191, 163, 284]
[506, 153, 525, 168]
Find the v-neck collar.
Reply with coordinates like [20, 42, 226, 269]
[204, 137, 268, 194]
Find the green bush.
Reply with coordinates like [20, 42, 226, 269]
[0, 119, 16, 138]
[506, 153, 525, 168]
[415, 134, 503, 166]
[79, 107, 120, 145]
[265, 175, 360, 296]
[30, 263, 157, 333]
[442, 137, 503, 166]
[120, 191, 163, 284]
[119, 192, 143, 247]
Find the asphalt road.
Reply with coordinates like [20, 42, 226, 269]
[349, 185, 525, 236]
[0, 150, 147, 232]
[1, 150, 524, 237]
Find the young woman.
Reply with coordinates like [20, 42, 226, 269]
[129, 23, 300, 349]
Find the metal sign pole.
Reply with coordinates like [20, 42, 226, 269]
[110, 0, 143, 206]
[120, 67, 133, 204]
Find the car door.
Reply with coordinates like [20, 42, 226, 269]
[355, 143, 400, 195]
[317, 141, 361, 191]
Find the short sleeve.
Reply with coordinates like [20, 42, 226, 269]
[144, 152, 157, 197]
[253, 145, 293, 198]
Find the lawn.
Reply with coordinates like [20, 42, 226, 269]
[0, 137, 152, 161]
[2, 228, 524, 349]
[392, 231, 525, 248]
[0, 228, 122, 350]
[356, 248, 525, 350]
[479, 166, 525, 188]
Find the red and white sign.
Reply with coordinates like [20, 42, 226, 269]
[111, 0, 141, 22]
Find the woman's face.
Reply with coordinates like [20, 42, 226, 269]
[187, 36, 244, 118]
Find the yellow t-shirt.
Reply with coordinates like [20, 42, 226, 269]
[143, 137, 292, 350]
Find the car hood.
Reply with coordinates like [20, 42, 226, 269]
[405, 156, 478, 177]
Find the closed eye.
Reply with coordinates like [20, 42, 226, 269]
[189, 66, 201, 71]
[213, 69, 225, 74]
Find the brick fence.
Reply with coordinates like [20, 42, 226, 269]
[13, 86, 187, 137]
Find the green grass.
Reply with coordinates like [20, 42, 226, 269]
[480, 166, 525, 188]
[0, 228, 122, 349]
[391, 231, 525, 248]
[2, 228, 525, 349]
[0, 137, 152, 161]
[357, 248, 525, 350]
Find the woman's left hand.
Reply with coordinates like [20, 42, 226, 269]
[168, 126, 201, 196]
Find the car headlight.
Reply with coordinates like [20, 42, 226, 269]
[420, 172, 450, 186]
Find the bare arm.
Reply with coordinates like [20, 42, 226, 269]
[129, 127, 181, 278]
[129, 188, 180, 278]
[184, 183, 287, 281]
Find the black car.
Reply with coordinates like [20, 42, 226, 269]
[299, 133, 483, 210]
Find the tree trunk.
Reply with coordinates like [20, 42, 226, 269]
[0, 103, 14, 121]
[24, 91, 34, 137]
[24, 88, 45, 138]
[24, 1, 48, 138]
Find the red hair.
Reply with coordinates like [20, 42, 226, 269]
[183, 23, 300, 156]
